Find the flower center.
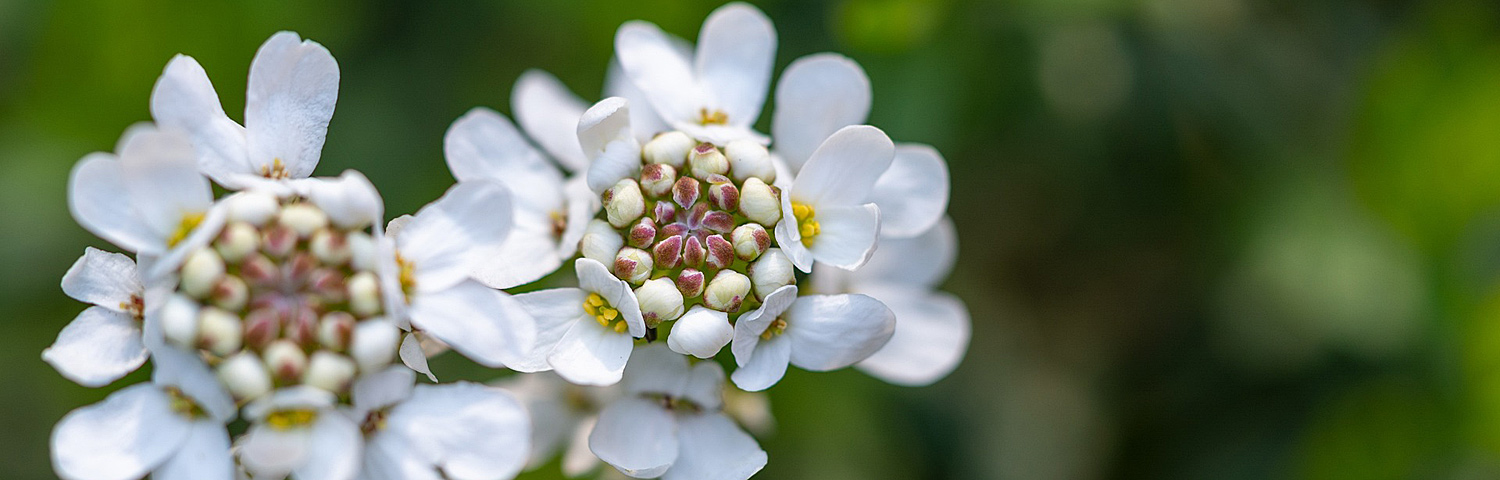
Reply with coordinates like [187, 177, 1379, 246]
[396, 252, 417, 301]
[265, 409, 319, 430]
[164, 386, 207, 419]
[584, 293, 629, 334]
[697, 108, 729, 126]
[168, 212, 206, 247]
[792, 203, 819, 246]
[119, 294, 145, 321]
[649, 393, 704, 415]
[759, 317, 787, 340]
[360, 408, 389, 435]
[260, 158, 291, 180]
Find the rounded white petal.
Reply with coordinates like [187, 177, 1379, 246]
[408, 280, 538, 369]
[854, 216, 958, 288]
[729, 335, 791, 392]
[513, 70, 590, 171]
[512, 288, 589, 372]
[68, 153, 158, 253]
[785, 294, 896, 371]
[589, 397, 678, 478]
[615, 21, 707, 126]
[730, 284, 798, 364]
[118, 126, 213, 241]
[238, 423, 310, 479]
[667, 306, 732, 359]
[773, 210, 816, 273]
[575, 258, 646, 337]
[605, 57, 671, 143]
[51, 384, 191, 480]
[471, 206, 564, 290]
[662, 413, 766, 480]
[855, 286, 970, 386]
[871, 144, 949, 238]
[789, 125, 895, 207]
[152, 344, 237, 423]
[772, 53, 871, 170]
[581, 99, 642, 195]
[559, 175, 598, 259]
[153, 420, 232, 480]
[806, 203, 881, 271]
[62, 247, 140, 308]
[400, 333, 436, 382]
[620, 344, 691, 397]
[352, 366, 416, 415]
[443, 107, 563, 192]
[695, 2, 777, 128]
[384, 383, 531, 480]
[680, 361, 727, 411]
[149, 54, 251, 184]
[43, 307, 146, 387]
[291, 414, 362, 480]
[548, 316, 634, 386]
[299, 170, 384, 229]
[244, 31, 339, 179]
[561, 415, 601, 477]
[397, 181, 514, 293]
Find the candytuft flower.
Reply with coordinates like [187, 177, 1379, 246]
[729, 285, 896, 391]
[44, 248, 149, 387]
[512, 259, 647, 386]
[774, 125, 895, 272]
[353, 368, 532, 480]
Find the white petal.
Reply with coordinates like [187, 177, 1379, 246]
[576, 258, 646, 337]
[513, 70, 590, 171]
[443, 107, 563, 192]
[662, 413, 766, 480]
[790, 125, 895, 207]
[559, 175, 597, 259]
[807, 203, 881, 270]
[238, 424, 310, 479]
[68, 153, 158, 253]
[694, 2, 776, 128]
[62, 247, 140, 308]
[360, 434, 438, 480]
[153, 420, 232, 480]
[679, 362, 726, 411]
[494, 374, 573, 469]
[352, 366, 416, 415]
[385, 383, 531, 480]
[44, 307, 146, 387]
[785, 294, 896, 371]
[398, 181, 513, 293]
[400, 334, 436, 382]
[51, 385, 191, 480]
[298, 170, 384, 229]
[772, 53, 870, 170]
[620, 344, 690, 397]
[245, 31, 339, 179]
[511, 288, 588, 372]
[615, 21, 707, 126]
[579, 98, 642, 194]
[730, 334, 791, 392]
[471, 207, 564, 290]
[150, 345, 236, 423]
[605, 58, 670, 143]
[291, 414, 362, 480]
[871, 144, 949, 238]
[243, 386, 337, 421]
[561, 415, 601, 477]
[667, 307, 732, 359]
[149, 54, 251, 184]
[589, 397, 678, 478]
[548, 315, 634, 386]
[854, 216, 957, 288]
[408, 280, 537, 369]
[730, 284, 798, 363]
[855, 286, 970, 386]
[118, 126, 213, 241]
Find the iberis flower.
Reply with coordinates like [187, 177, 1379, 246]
[497, 372, 620, 477]
[44, 247, 150, 387]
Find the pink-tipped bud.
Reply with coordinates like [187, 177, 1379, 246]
[310, 229, 351, 265]
[704, 270, 751, 312]
[286, 304, 319, 346]
[635, 278, 685, 327]
[708, 180, 739, 212]
[687, 202, 712, 226]
[196, 307, 243, 357]
[701, 211, 736, 233]
[318, 311, 357, 351]
[240, 254, 278, 286]
[285, 253, 317, 283]
[307, 268, 347, 303]
[689, 143, 730, 179]
[653, 201, 678, 225]
[653, 235, 684, 269]
[263, 340, 308, 382]
[261, 224, 297, 258]
[614, 247, 654, 284]
[731, 223, 771, 261]
[244, 307, 280, 350]
[677, 268, 705, 298]
[704, 234, 735, 269]
[672, 176, 700, 208]
[604, 179, 646, 228]
[640, 164, 677, 197]
[628, 218, 657, 249]
[683, 235, 706, 268]
[211, 276, 249, 312]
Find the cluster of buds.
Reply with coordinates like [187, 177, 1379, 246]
[160, 191, 400, 401]
[581, 132, 798, 330]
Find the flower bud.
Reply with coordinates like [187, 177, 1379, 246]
[731, 224, 770, 261]
[672, 176, 700, 208]
[682, 235, 706, 268]
[614, 247, 653, 285]
[286, 253, 317, 282]
[226, 191, 279, 226]
[180, 248, 225, 298]
[653, 201, 678, 225]
[708, 180, 739, 212]
[196, 307, 243, 356]
[285, 304, 320, 346]
[351, 319, 399, 372]
[667, 306, 733, 359]
[739, 178, 782, 226]
[726, 139, 775, 183]
[640, 164, 677, 198]
[239, 254, 278, 286]
[704, 234, 735, 269]
[689, 143, 729, 179]
[261, 224, 297, 258]
[645, 131, 695, 168]
[701, 211, 735, 233]
[211, 276, 249, 312]
[278, 203, 329, 238]
[160, 294, 200, 348]
[317, 311, 357, 351]
[347, 232, 378, 272]
[677, 268, 705, 298]
[604, 179, 646, 228]
[653, 234, 683, 269]
[243, 307, 280, 350]
[347, 271, 382, 317]
[310, 229, 351, 265]
[263, 340, 308, 381]
[704, 271, 751, 312]
[215, 222, 260, 263]
[635, 278, 685, 327]
[307, 268, 347, 304]
[217, 352, 272, 401]
[628, 218, 657, 249]
[303, 352, 357, 394]
[580, 219, 624, 266]
[750, 248, 795, 301]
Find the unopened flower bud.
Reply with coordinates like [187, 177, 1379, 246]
[614, 247, 653, 285]
[239, 254, 278, 286]
[211, 276, 249, 312]
[350, 319, 399, 372]
[278, 203, 329, 238]
[635, 278, 685, 327]
[708, 180, 739, 212]
[263, 340, 308, 381]
[303, 352, 357, 393]
[644, 131, 695, 168]
[704, 234, 734, 269]
[750, 248, 795, 301]
[261, 224, 297, 258]
[307, 268, 347, 304]
[347, 271, 382, 317]
[677, 268, 705, 298]
[653, 235, 684, 269]
[682, 235, 706, 268]
[667, 306, 733, 359]
[226, 191, 279, 226]
[285, 304, 319, 346]
[196, 307, 243, 356]
[726, 139, 775, 183]
[732, 224, 770, 261]
[347, 232, 378, 272]
[672, 176, 700, 208]
[160, 294, 200, 348]
[689, 143, 729, 179]
[310, 229, 351, 265]
[640, 164, 677, 197]
[704, 271, 751, 312]
[740, 178, 781, 226]
[628, 218, 657, 248]
[217, 352, 272, 401]
[215, 222, 260, 263]
[243, 307, 280, 349]
[317, 312, 356, 351]
[580, 219, 624, 265]
[653, 201, 678, 225]
[604, 179, 646, 228]
[180, 248, 225, 298]
[286, 253, 316, 281]
[701, 211, 735, 233]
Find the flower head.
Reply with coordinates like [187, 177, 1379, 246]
[44, 248, 149, 387]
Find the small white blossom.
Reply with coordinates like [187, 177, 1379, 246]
[774, 125, 895, 272]
[352, 368, 532, 480]
[511, 259, 647, 386]
[237, 387, 362, 480]
[729, 285, 896, 391]
[43, 248, 149, 387]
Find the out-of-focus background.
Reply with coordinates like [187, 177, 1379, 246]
[1, 0, 1493, 478]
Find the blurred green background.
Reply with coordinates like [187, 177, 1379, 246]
[2, 0, 1496, 478]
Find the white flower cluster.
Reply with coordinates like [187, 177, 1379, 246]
[46, 4, 971, 480]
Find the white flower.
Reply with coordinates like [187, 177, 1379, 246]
[384, 181, 540, 373]
[44, 248, 149, 387]
[352, 368, 532, 480]
[513, 63, 668, 174]
[52, 347, 236, 480]
[729, 285, 896, 391]
[773, 125, 895, 272]
[496, 372, 620, 477]
[443, 107, 595, 289]
[150, 31, 338, 191]
[614, 2, 776, 145]
[579, 97, 645, 195]
[511, 258, 647, 386]
[589, 345, 766, 480]
[666, 306, 733, 359]
[771, 53, 951, 238]
[815, 218, 971, 386]
[238, 387, 362, 480]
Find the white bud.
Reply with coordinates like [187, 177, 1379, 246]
[731, 223, 770, 261]
[310, 229, 351, 265]
[350, 318, 400, 372]
[580, 219, 624, 266]
[303, 352, 358, 393]
[739, 178, 782, 226]
[263, 340, 308, 381]
[725, 140, 775, 183]
[667, 306, 733, 359]
[704, 270, 751, 312]
[614, 247, 654, 285]
[317, 311, 356, 351]
[226, 191, 279, 226]
[689, 143, 730, 179]
[211, 276, 249, 312]
[278, 203, 329, 237]
[347, 271, 382, 317]
[347, 232, 378, 272]
[635, 278, 685, 326]
[160, 293, 201, 348]
[644, 131, 695, 168]
[605, 179, 646, 228]
[217, 352, 272, 401]
[215, 222, 260, 263]
[180, 248, 225, 298]
[196, 307, 243, 356]
[750, 249, 795, 301]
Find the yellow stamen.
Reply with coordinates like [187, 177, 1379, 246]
[265, 409, 319, 430]
[583, 293, 629, 334]
[260, 158, 291, 179]
[164, 387, 206, 418]
[760, 318, 788, 340]
[613, 322, 629, 333]
[698, 108, 729, 126]
[396, 253, 417, 301]
[791, 202, 820, 247]
[167, 212, 206, 247]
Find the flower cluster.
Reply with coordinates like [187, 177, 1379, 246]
[46, 3, 971, 480]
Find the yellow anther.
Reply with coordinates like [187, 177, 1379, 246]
[584, 294, 628, 333]
[167, 212, 206, 247]
[587, 293, 605, 307]
[396, 253, 417, 301]
[613, 322, 629, 333]
[760, 318, 788, 340]
[792, 203, 814, 222]
[799, 221, 820, 238]
[600, 307, 619, 321]
[260, 158, 291, 179]
[265, 409, 319, 430]
[791, 202, 820, 247]
[583, 302, 598, 316]
[595, 314, 611, 327]
[698, 108, 729, 126]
